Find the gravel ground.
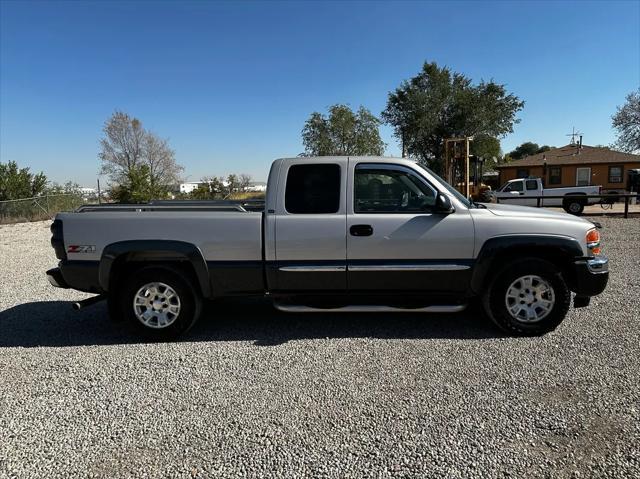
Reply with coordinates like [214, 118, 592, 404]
[0, 218, 639, 478]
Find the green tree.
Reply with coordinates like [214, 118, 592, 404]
[507, 142, 551, 160]
[0, 160, 48, 201]
[191, 173, 253, 200]
[110, 165, 167, 203]
[302, 104, 385, 156]
[382, 61, 524, 172]
[191, 177, 226, 200]
[471, 135, 501, 161]
[47, 181, 82, 195]
[612, 89, 640, 153]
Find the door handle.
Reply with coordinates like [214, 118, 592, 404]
[350, 224, 373, 237]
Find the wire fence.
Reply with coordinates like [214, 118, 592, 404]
[495, 193, 640, 218]
[0, 194, 87, 224]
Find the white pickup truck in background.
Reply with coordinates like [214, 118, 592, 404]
[491, 178, 601, 214]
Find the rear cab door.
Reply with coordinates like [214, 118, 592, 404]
[345, 158, 475, 297]
[267, 158, 347, 292]
[522, 179, 541, 206]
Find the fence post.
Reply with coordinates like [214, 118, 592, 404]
[624, 196, 629, 219]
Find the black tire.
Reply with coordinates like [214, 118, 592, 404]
[117, 265, 202, 340]
[563, 197, 585, 215]
[107, 293, 122, 322]
[482, 258, 571, 336]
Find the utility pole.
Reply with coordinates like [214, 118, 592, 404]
[97, 178, 102, 204]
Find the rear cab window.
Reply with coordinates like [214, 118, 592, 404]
[285, 164, 341, 214]
[526, 180, 538, 191]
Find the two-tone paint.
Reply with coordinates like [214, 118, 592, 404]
[50, 156, 609, 306]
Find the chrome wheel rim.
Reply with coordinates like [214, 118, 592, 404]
[133, 282, 181, 329]
[505, 275, 555, 323]
[569, 202, 581, 213]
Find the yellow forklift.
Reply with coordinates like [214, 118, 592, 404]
[444, 137, 492, 201]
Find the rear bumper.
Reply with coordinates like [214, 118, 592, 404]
[46, 267, 69, 289]
[46, 261, 102, 294]
[571, 256, 609, 297]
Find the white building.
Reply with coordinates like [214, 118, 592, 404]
[247, 181, 267, 192]
[179, 182, 205, 194]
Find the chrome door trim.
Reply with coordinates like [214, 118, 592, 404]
[347, 264, 471, 272]
[279, 265, 347, 272]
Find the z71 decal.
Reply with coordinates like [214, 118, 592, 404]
[67, 245, 96, 253]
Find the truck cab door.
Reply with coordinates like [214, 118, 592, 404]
[346, 161, 474, 295]
[522, 179, 540, 206]
[269, 160, 347, 292]
[502, 179, 526, 205]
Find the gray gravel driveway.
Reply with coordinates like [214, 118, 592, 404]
[0, 218, 638, 478]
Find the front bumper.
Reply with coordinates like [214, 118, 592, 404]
[572, 255, 609, 297]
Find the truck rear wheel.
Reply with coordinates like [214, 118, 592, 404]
[563, 197, 585, 215]
[482, 258, 571, 336]
[118, 265, 202, 340]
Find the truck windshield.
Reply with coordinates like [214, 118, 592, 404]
[421, 166, 472, 208]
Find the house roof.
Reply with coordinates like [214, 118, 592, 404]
[496, 144, 640, 168]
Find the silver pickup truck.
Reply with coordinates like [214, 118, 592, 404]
[47, 156, 609, 339]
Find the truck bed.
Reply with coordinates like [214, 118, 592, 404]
[59, 210, 264, 263]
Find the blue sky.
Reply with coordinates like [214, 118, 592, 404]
[1, 0, 639, 185]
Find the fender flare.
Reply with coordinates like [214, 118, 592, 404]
[99, 240, 211, 298]
[562, 192, 588, 205]
[470, 235, 584, 294]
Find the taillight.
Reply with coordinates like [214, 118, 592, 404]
[50, 219, 67, 260]
[586, 228, 601, 256]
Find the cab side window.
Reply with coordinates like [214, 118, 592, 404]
[285, 164, 341, 214]
[507, 181, 524, 192]
[526, 180, 538, 190]
[354, 165, 436, 213]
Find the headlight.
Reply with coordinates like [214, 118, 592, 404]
[586, 228, 601, 256]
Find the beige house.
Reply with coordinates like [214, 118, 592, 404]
[496, 144, 640, 193]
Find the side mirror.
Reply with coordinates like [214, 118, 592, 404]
[434, 193, 455, 214]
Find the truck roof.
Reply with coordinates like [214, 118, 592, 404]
[274, 156, 420, 168]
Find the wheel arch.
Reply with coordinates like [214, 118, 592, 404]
[99, 240, 212, 298]
[563, 192, 588, 203]
[471, 235, 583, 294]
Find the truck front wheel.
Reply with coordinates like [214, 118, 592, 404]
[117, 265, 202, 340]
[482, 258, 571, 336]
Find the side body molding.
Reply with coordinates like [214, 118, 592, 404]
[99, 240, 211, 298]
[470, 235, 584, 294]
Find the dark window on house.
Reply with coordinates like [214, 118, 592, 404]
[516, 168, 529, 178]
[526, 180, 538, 190]
[609, 166, 623, 183]
[549, 167, 562, 185]
[285, 164, 341, 214]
